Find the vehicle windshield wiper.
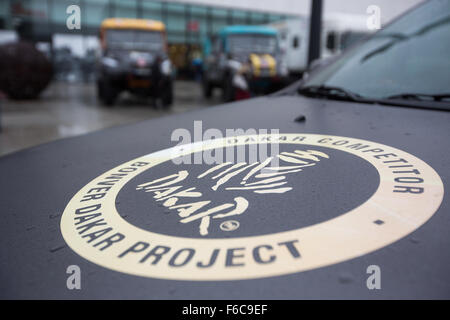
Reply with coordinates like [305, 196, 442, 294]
[298, 85, 375, 103]
[296, 85, 450, 112]
[385, 93, 450, 102]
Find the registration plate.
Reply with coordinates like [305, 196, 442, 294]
[128, 77, 151, 88]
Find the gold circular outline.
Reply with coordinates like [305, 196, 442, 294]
[61, 134, 444, 280]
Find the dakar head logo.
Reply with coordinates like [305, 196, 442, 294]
[61, 134, 443, 281]
[136, 149, 330, 236]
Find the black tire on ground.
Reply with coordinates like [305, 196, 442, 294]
[96, 81, 104, 100]
[161, 82, 173, 109]
[97, 80, 117, 106]
[202, 78, 213, 98]
[222, 74, 235, 102]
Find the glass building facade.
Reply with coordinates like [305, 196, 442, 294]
[0, 1, 297, 79]
[0, 0, 294, 44]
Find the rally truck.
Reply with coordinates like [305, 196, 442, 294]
[96, 18, 173, 107]
[202, 25, 289, 102]
[0, 0, 449, 299]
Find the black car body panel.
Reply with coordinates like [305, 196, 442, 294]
[1, 95, 449, 299]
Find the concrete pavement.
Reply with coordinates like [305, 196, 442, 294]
[0, 80, 221, 157]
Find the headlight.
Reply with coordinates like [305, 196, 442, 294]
[161, 59, 172, 75]
[227, 60, 242, 72]
[101, 57, 119, 68]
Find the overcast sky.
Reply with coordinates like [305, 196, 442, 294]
[169, 0, 424, 23]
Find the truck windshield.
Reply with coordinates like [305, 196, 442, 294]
[106, 29, 164, 52]
[228, 34, 278, 55]
[303, 0, 450, 102]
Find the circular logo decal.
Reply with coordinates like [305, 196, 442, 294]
[61, 134, 444, 280]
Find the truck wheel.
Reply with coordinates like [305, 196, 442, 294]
[98, 80, 117, 106]
[161, 82, 173, 109]
[222, 75, 235, 102]
[96, 81, 104, 100]
[202, 78, 213, 98]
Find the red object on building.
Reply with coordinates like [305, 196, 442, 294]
[186, 21, 199, 32]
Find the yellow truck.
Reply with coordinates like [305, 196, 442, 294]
[97, 18, 173, 107]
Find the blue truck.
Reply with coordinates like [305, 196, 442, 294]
[202, 25, 289, 102]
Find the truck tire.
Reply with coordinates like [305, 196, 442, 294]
[98, 80, 117, 106]
[222, 75, 235, 102]
[202, 78, 213, 98]
[161, 81, 173, 108]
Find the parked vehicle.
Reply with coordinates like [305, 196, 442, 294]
[96, 18, 173, 107]
[1, 0, 449, 300]
[268, 14, 372, 76]
[202, 25, 289, 102]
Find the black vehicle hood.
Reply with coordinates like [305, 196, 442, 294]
[1, 95, 449, 299]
